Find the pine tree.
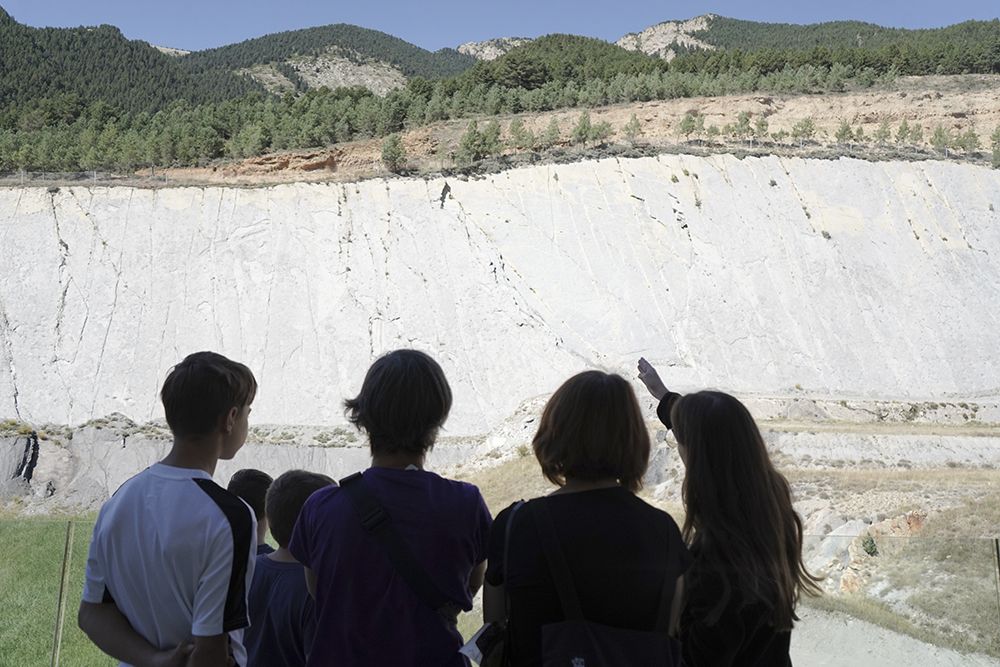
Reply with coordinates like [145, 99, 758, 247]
[481, 120, 502, 156]
[457, 120, 484, 164]
[909, 124, 923, 145]
[540, 118, 561, 148]
[875, 120, 891, 145]
[381, 133, 406, 173]
[508, 118, 536, 150]
[791, 118, 815, 147]
[623, 113, 642, 145]
[895, 119, 911, 144]
[734, 111, 752, 145]
[571, 112, 593, 146]
[589, 120, 612, 146]
[991, 126, 1000, 169]
[930, 125, 951, 155]
[957, 128, 980, 153]
[835, 120, 854, 145]
[678, 112, 701, 142]
[753, 116, 768, 145]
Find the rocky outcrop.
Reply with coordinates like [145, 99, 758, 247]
[1, 155, 999, 433]
[616, 15, 717, 60]
[457, 38, 533, 61]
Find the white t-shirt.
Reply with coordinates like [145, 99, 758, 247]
[83, 463, 257, 666]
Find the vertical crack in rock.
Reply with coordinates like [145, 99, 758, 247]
[0, 296, 21, 418]
[50, 191, 71, 352]
[918, 163, 989, 255]
[90, 189, 131, 416]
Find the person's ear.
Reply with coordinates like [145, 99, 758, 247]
[224, 406, 239, 434]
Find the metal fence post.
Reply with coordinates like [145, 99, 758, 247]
[50, 520, 75, 667]
[994, 538, 1000, 646]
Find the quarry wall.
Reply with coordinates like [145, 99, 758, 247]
[1, 154, 998, 433]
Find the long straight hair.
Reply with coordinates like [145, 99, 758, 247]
[672, 391, 820, 630]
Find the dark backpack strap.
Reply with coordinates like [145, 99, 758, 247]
[531, 499, 586, 620]
[339, 471, 453, 614]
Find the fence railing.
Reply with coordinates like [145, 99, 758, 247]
[1, 520, 998, 665]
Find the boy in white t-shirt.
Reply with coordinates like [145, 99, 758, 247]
[78, 351, 258, 667]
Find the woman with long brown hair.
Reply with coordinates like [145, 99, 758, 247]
[638, 358, 821, 666]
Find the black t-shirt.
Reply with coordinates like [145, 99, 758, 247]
[486, 488, 691, 667]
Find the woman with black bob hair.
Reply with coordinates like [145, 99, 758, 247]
[484, 370, 690, 667]
[638, 358, 821, 667]
[289, 350, 492, 666]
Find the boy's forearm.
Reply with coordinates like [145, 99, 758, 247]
[78, 601, 161, 666]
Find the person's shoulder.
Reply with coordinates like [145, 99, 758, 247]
[423, 470, 486, 502]
[628, 493, 682, 527]
[188, 477, 255, 534]
[492, 499, 527, 528]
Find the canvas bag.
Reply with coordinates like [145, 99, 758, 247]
[531, 499, 682, 667]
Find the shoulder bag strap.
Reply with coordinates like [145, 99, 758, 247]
[531, 499, 586, 621]
[339, 471, 453, 613]
[502, 500, 526, 611]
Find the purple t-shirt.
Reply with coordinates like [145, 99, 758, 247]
[288, 467, 492, 667]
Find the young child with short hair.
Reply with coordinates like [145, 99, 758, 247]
[245, 469, 334, 667]
[229, 469, 275, 555]
[79, 351, 258, 667]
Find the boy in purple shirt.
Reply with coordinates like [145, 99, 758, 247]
[289, 350, 492, 666]
[246, 470, 333, 667]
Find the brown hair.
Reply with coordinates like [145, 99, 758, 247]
[671, 391, 821, 630]
[227, 469, 273, 520]
[532, 371, 650, 493]
[344, 349, 452, 456]
[160, 351, 257, 438]
[265, 470, 334, 547]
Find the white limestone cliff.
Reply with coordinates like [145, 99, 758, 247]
[1, 154, 999, 434]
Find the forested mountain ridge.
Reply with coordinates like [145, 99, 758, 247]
[1, 5, 999, 174]
[178, 23, 477, 92]
[0, 6, 262, 113]
[618, 14, 1000, 74]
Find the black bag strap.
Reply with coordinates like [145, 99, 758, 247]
[498, 500, 526, 666]
[339, 471, 454, 614]
[532, 498, 678, 633]
[502, 500, 527, 610]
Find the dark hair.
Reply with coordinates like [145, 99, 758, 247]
[161, 351, 257, 438]
[671, 391, 821, 630]
[532, 371, 650, 493]
[265, 470, 334, 547]
[344, 349, 452, 456]
[227, 469, 273, 520]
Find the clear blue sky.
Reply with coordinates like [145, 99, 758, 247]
[3, 0, 997, 52]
